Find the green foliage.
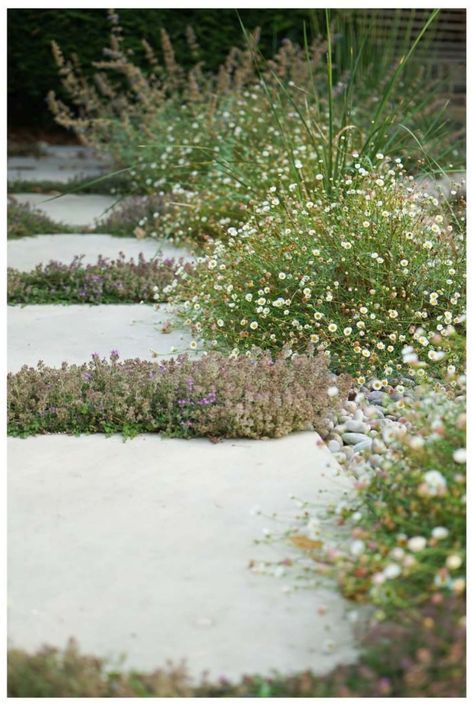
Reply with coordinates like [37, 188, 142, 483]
[8, 351, 350, 440]
[46, 8, 464, 254]
[94, 194, 166, 237]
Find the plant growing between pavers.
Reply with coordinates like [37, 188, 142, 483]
[7, 254, 193, 305]
[93, 193, 166, 237]
[7, 350, 350, 440]
[7, 192, 186, 240]
[7, 197, 74, 239]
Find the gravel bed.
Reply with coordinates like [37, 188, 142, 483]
[324, 377, 419, 472]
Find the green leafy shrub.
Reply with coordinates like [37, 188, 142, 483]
[7, 254, 192, 304]
[7, 351, 350, 440]
[171, 164, 465, 377]
[8, 8, 317, 130]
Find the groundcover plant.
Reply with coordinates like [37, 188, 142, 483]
[7, 197, 73, 238]
[7, 596, 465, 697]
[7, 350, 350, 440]
[7, 253, 192, 304]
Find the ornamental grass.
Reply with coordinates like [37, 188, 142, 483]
[48, 10, 462, 247]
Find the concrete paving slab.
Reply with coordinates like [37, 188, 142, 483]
[8, 152, 108, 183]
[40, 145, 104, 160]
[8, 432, 358, 680]
[8, 304, 191, 371]
[12, 193, 118, 228]
[8, 234, 193, 272]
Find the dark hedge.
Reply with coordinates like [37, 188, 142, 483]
[8, 8, 318, 131]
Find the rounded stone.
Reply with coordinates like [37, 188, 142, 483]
[327, 439, 342, 453]
[345, 419, 369, 434]
[372, 438, 386, 453]
[353, 439, 373, 453]
[327, 432, 343, 445]
[364, 405, 385, 419]
[367, 391, 386, 405]
[342, 432, 371, 446]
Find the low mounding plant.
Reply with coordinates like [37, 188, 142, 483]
[8, 596, 465, 697]
[171, 163, 465, 378]
[7, 350, 350, 440]
[7, 173, 129, 196]
[96, 193, 166, 237]
[7, 197, 72, 239]
[7, 253, 193, 305]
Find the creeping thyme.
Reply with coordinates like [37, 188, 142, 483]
[8, 350, 350, 440]
[8, 253, 194, 305]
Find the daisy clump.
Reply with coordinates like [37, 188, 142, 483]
[171, 161, 465, 377]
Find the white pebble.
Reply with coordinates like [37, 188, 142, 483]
[342, 432, 371, 445]
[345, 419, 369, 434]
[327, 439, 342, 453]
[353, 439, 373, 453]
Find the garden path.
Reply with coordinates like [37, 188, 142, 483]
[8, 144, 110, 183]
[7, 148, 362, 681]
[12, 193, 119, 229]
[8, 304, 193, 371]
[8, 433, 360, 680]
[8, 233, 193, 271]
